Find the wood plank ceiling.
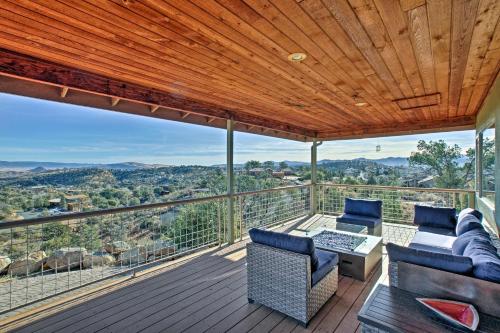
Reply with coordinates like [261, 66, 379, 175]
[0, 0, 498, 140]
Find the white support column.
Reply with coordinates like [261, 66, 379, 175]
[226, 119, 235, 243]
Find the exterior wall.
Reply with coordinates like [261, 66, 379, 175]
[475, 77, 499, 234]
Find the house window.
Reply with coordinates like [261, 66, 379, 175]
[480, 124, 495, 205]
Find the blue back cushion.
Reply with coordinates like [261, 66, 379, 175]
[456, 208, 484, 236]
[249, 228, 319, 271]
[413, 205, 457, 230]
[452, 228, 491, 255]
[463, 239, 500, 283]
[386, 242, 473, 274]
[344, 198, 382, 218]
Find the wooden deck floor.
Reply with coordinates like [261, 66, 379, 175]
[7, 247, 387, 333]
[6, 217, 414, 333]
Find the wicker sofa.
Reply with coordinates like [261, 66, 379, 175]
[386, 205, 500, 318]
[246, 228, 339, 326]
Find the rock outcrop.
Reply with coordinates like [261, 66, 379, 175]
[83, 251, 115, 268]
[117, 246, 147, 265]
[104, 241, 130, 255]
[46, 248, 87, 271]
[8, 251, 47, 276]
[146, 240, 176, 259]
[0, 255, 11, 274]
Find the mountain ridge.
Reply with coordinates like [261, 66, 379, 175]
[0, 157, 409, 171]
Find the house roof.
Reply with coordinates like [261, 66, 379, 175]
[0, 1, 498, 141]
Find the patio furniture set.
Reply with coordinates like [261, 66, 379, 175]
[246, 198, 500, 331]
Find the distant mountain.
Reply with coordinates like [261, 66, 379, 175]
[354, 157, 409, 167]
[0, 161, 168, 171]
[281, 157, 409, 167]
[30, 166, 47, 173]
[0, 157, 410, 171]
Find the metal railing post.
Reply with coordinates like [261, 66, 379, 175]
[226, 119, 235, 244]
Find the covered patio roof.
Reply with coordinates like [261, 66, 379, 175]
[0, 0, 498, 141]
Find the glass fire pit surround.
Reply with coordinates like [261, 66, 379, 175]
[311, 230, 367, 251]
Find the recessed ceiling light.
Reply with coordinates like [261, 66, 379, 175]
[288, 53, 307, 62]
[353, 94, 368, 107]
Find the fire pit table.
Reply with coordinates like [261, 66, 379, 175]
[308, 228, 382, 281]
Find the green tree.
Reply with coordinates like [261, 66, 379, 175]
[279, 161, 288, 170]
[409, 140, 464, 188]
[262, 161, 275, 170]
[244, 160, 261, 171]
[367, 175, 377, 185]
[41, 223, 71, 252]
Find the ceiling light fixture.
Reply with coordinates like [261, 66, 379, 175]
[288, 53, 307, 62]
[353, 94, 368, 107]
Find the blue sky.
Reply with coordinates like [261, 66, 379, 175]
[0, 93, 475, 165]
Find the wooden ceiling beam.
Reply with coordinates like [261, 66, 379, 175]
[317, 115, 475, 140]
[0, 48, 315, 138]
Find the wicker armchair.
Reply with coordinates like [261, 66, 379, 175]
[246, 242, 338, 326]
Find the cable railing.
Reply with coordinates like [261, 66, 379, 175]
[0, 183, 479, 313]
[234, 185, 311, 240]
[0, 195, 228, 313]
[318, 183, 475, 225]
[0, 185, 310, 313]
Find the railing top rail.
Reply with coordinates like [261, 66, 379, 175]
[0, 194, 228, 229]
[318, 183, 475, 194]
[234, 184, 311, 197]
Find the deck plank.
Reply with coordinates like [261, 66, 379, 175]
[12, 253, 228, 332]
[182, 294, 250, 333]
[16, 256, 241, 333]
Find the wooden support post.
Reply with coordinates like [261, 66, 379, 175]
[310, 139, 322, 215]
[227, 119, 235, 244]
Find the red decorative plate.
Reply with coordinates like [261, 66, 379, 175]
[417, 298, 479, 331]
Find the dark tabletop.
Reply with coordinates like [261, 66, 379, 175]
[358, 284, 500, 333]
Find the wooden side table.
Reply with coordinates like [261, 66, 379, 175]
[358, 284, 500, 333]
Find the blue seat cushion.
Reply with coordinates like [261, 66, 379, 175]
[456, 209, 484, 236]
[414, 205, 457, 230]
[344, 198, 382, 218]
[386, 242, 473, 274]
[417, 225, 456, 236]
[312, 249, 339, 286]
[463, 239, 500, 283]
[452, 228, 491, 255]
[337, 213, 381, 228]
[249, 228, 319, 271]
